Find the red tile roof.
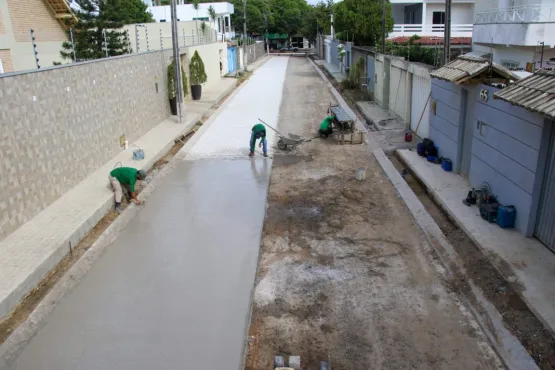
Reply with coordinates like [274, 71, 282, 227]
[388, 36, 472, 45]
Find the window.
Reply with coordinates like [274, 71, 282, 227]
[501, 60, 520, 69]
[405, 11, 416, 24]
[432, 12, 445, 24]
[0, 58, 4, 74]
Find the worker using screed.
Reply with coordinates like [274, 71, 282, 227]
[249, 123, 268, 157]
[319, 114, 334, 138]
[109, 167, 146, 213]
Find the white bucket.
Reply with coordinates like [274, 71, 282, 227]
[355, 167, 367, 181]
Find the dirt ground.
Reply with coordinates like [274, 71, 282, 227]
[245, 58, 503, 369]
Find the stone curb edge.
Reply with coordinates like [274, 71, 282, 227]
[372, 148, 539, 370]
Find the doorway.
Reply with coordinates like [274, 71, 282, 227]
[460, 87, 476, 177]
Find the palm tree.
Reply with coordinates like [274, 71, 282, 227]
[192, 0, 200, 44]
[208, 5, 217, 41]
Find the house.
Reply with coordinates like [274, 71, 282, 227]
[428, 56, 555, 252]
[0, 0, 72, 73]
[473, 0, 555, 71]
[146, 1, 235, 41]
[389, 0, 474, 38]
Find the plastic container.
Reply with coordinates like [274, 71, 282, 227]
[427, 155, 438, 162]
[497, 205, 516, 229]
[355, 167, 367, 181]
[442, 158, 453, 172]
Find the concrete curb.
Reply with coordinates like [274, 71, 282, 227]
[0, 70, 260, 368]
[396, 150, 555, 336]
[372, 148, 539, 370]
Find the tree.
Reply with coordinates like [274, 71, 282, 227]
[268, 0, 307, 37]
[333, 0, 394, 45]
[101, 0, 154, 24]
[60, 0, 153, 62]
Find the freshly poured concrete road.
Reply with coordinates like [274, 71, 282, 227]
[9, 57, 288, 370]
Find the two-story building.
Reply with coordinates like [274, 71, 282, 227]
[473, 0, 555, 71]
[145, 1, 235, 41]
[389, 0, 474, 38]
[0, 0, 71, 73]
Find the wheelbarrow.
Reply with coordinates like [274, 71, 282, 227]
[258, 118, 313, 151]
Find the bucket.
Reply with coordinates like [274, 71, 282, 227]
[355, 167, 367, 181]
[442, 158, 453, 172]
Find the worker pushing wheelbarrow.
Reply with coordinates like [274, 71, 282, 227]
[257, 118, 314, 151]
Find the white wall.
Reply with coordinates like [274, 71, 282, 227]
[148, 2, 233, 22]
[123, 21, 219, 53]
[425, 3, 473, 24]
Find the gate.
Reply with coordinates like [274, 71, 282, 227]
[535, 122, 555, 252]
[227, 47, 237, 74]
[410, 74, 431, 138]
[367, 56, 375, 94]
[389, 66, 407, 120]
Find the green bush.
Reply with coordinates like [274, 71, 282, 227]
[167, 59, 188, 100]
[189, 50, 207, 86]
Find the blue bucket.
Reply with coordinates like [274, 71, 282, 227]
[442, 158, 453, 172]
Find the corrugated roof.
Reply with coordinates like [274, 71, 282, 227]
[494, 70, 555, 119]
[430, 55, 520, 84]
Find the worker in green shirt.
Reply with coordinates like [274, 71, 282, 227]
[109, 167, 146, 213]
[249, 123, 268, 157]
[319, 115, 334, 138]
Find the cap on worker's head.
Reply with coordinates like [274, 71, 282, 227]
[138, 169, 147, 179]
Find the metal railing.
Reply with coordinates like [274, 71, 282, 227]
[476, 5, 555, 24]
[391, 24, 473, 36]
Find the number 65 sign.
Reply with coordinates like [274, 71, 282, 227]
[480, 89, 489, 102]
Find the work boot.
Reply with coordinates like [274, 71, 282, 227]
[115, 202, 122, 214]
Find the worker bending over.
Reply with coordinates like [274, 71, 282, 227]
[250, 123, 268, 157]
[319, 115, 334, 138]
[109, 167, 146, 213]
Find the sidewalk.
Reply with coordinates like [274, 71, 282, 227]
[398, 149, 555, 333]
[313, 58, 346, 83]
[0, 78, 237, 321]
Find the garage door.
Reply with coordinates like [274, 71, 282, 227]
[535, 122, 555, 252]
[410, 74, 431, 138]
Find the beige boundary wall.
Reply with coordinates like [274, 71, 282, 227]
[0, 41, 224, 240]
[373, 53, 433, 137]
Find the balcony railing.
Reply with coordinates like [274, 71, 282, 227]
[476, 5, 555, 24]
[390, 24, 473, 37]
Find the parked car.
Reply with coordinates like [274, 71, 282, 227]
[280, 46, 299, 52]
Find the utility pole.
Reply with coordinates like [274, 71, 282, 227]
[264, 1, 270, 55]
[540, 41, 545, 70]
[381, 0, 386, 53]
[243, 0, 247, 71]
[443, 0, 452, 65]
[330, 12, 334, 40]
[170, 0, 183, 123]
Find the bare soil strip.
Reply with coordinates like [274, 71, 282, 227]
[246, 57, 502, 370]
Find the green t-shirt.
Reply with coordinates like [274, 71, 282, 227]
[110, 167, 138, 192]
[320, 116, 334, 131]
[252, 123, 266, 138]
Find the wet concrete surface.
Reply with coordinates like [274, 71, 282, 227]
[8, 159, 271, 370]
